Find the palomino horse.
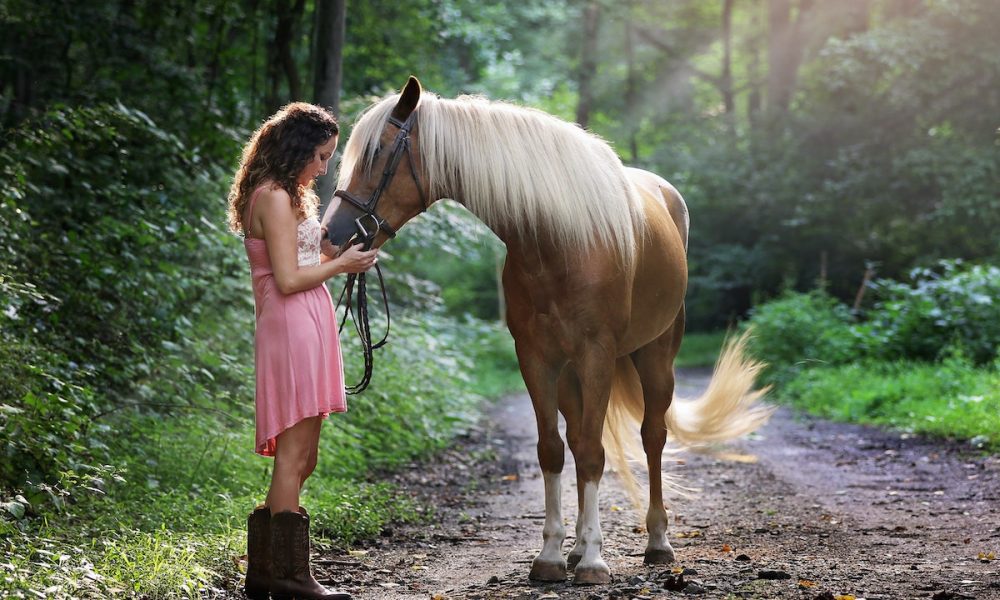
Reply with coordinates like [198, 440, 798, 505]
[324, 77, 771, 584]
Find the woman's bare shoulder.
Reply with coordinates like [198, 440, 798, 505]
[256, 185, 294, 214]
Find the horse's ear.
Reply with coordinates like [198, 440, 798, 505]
[390, 76, 422, 122]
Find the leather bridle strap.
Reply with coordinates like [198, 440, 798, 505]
[332, 111, 429, 247]
[332, 111, 428, 395]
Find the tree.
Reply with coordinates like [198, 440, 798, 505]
[766, 0, 818, 111]
[266, 0, 306, 112]
[314, 0, 347, 205]
[576, 0, 601, 128]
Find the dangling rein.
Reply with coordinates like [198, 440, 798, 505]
[329, 111, 428, 394]
[334, 236, 391, 395]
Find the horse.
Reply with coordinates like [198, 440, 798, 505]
[324, 76, 772, 585]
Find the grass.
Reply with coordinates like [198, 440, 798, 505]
[781, 356, 1000, 450]
[675, 330, 728, 369]
[0, 311, 523, 599]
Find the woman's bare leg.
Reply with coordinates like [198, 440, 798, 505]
[265, 416, 321, 514]
[300, 417, 322, 490]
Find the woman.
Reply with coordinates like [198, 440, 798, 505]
[227, 102, 374, 600]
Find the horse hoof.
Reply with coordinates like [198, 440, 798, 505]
[643, 547, 676, 564]
[529, 559, 567, 582]
[573, 566, 611, 585]
[566, 553, 582, 571]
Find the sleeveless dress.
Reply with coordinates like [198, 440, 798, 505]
[244, 185, 347, 457]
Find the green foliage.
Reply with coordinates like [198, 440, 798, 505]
[674, 330, 728, 369]
[863, 261, 1000, 365]
[744, 290, 861, 384]
[0, 103, 242, 493]
[1, 305, 521, 597]
[781, 356, 1000, 450]
[378, 201, 506, 321]
[746, 261, 1000, 448]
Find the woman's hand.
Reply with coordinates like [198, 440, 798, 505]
[334, 243, 378, 273]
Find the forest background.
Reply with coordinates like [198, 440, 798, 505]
[1, 0, 998, 597]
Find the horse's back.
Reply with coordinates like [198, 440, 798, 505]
[625, 167, 689, 251]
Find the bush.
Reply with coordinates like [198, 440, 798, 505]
[781, 355, 1000, 449]
[744, 289, 861, 383]
[0, 103, 244, 494]
[864, 260, 1000, 364]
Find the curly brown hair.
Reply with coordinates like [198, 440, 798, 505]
[227, 102, 339, 234]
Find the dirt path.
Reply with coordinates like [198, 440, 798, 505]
[322, 370, 1000, 599]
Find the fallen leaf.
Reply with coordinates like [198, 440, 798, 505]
[348, 550, 369, 557]
[671, 566, 684, 574]
[714, 452, 758, 464]
[611, 505, 622, 512]
[721, 544, 733, 552]
[977, 551, 996, 561]
[501, 474, 518, 481]
[834, 595, 856, 600]
[798, 579, 817, 588]
[675, 530, 702, 538]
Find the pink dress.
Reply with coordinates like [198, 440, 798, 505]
[244, 185, 346, 456]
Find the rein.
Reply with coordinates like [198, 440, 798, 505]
[332, 111, 428, 394]
[335, 259, 390, 395]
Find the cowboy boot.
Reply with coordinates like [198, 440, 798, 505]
[244, 506, 271, 600]
[270, 510, 352, 600]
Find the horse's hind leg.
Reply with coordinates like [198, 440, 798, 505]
[631, 309, 685, 564]
[516, 342, 569, 582]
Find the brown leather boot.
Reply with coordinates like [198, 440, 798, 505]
[270, 510, 352, 600]
[244, 506, 271, 600]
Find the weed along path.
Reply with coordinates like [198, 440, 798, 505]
[318, 370, 1000, 600]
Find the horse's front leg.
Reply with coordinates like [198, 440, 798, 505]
[565, 347, 615, 585]
[516, 341, 568, 582]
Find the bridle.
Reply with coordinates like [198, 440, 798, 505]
[330, 110, 429, 395]
[332, 110, 429, 250]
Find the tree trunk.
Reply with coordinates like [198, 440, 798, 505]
[313, 0, 346, 205]
[281, 0, 306, 101]
[747, 0, 763, 124]
[766, 0, 811, 111]
[266, 0, 305, 112]
[204, 0, 231, 113]
[575, 1, 601, 129]
[843, 0, 872, 35]
[249, 0, 260, 117]
[885, 0, 924, 19]
[624, 12, 638, 162]
[721, 0, 735, 117]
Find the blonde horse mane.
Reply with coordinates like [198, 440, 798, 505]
[338, 91, 645, 266]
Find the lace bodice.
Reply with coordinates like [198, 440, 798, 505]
[296, 217, 322, 267]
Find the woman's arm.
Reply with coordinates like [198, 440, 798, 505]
[256, 189, 376, 295]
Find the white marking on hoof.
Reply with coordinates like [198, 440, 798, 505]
[572, 482, 610, 584]
[645, 504, 675, 563]
[530, 472, 567, 581]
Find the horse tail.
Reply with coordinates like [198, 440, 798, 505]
[602, 356, 646, 510]
[664, 329, 773, 446]
[603, 329, 771, 511]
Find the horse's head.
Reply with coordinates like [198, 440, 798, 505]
[324, 76, 430, 251]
